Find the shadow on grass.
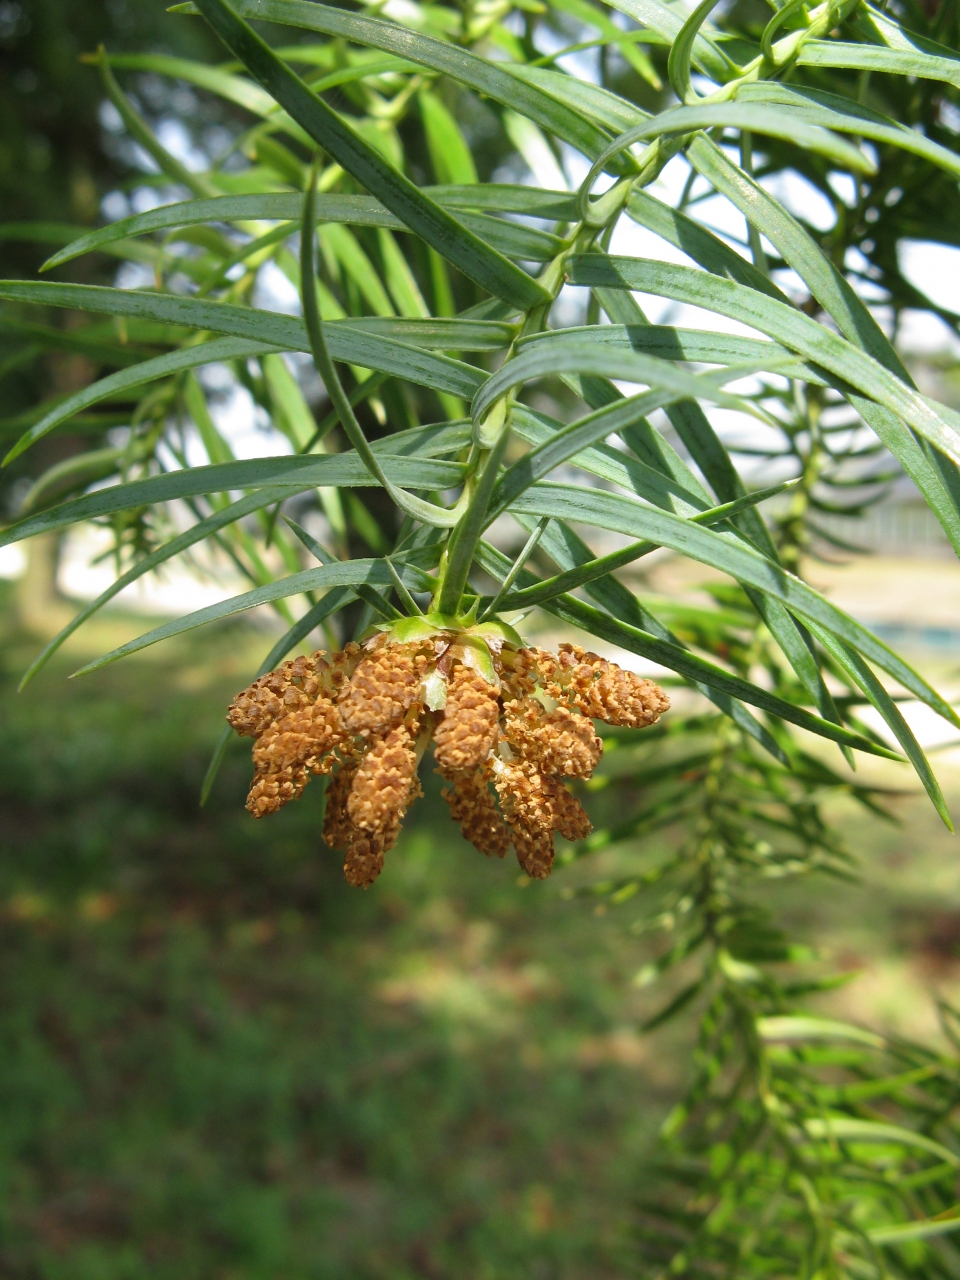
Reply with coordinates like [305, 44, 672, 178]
[0, 602, 676, 1280]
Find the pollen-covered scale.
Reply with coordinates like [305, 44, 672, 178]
[227, 613, 668, 887]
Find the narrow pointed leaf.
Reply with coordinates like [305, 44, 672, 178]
[19, 485, 296, 689]
[471, 339, 779, 425]
[802, 1119, 960, 1167]
[567, 256, 960, 469]
[798, 38, 960, 90]
[475, 539, 899, 758]
[41, 187, 578, 273]
[0, 281, 486, 401]
[511, 482, 959, 727]
[510, 404, 713, 511]
[736, 82, 960, 178]
[192, 0, 550, 308]
[4, 336, 281, 463]
[520, 321, 816, 378]
[486, 363, 777, 521]
[687, 133, 960, 558]
[0, 450, 467, 548]
[600, 102, 875, 173]
[809, 622, 952, 828]
[602, 0, 733, 82]
[625, 188, 790, 302]
[72, 554, 439, 675]
[175, 0, 617, 165]
[870, 1215, 960, 1246]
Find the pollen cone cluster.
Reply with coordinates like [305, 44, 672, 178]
[227, 636, 668, 887]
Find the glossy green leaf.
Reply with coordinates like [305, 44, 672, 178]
[668, 0, 724, 103]
[849, 2, 960, 77]
[510, 403, 712, 512]
[523, 524, 789, 762]
[101, 51, 281, 116]
[809, 622, 951, 827]
[419, 89, 477, 185]
[589, 102, 876, 176]
[498, 478, 798, 607]
[603, 0, 734, 83]
[687, 133, 960, 558]
[301, 166, 467, 530]
[688, 135, 902, 374]
[593, 250, 953, 722]
[322, 222, 395, 316]
[18, 485, 299, 689]
[472, 339, 778, 426]
[430, 185, 576, 218]
[486, 363, 777, 521]
[0, 281, 486, 400]
[3, 336, 281, 464]
[510, 481, 959, 727]
[538, 0, 662, 87]
[508, 64, 648, 135]
[41, 189, 574, 272]
[436, 423, 512, 615]
[530, 518, 788, 762]
[72, 553, 440, 675]
[509, 368, 843, 741]
[520, 321, 816, 379]
[625, 188, 789, 303]
[0, 447, 468, 548]
[475, 539, 898, 757]
[462, 213, 565, 262]
[797, 39, 960, 89]
[735, 82, 960, 179]
[542, 385, 835, 734]
[192, 0, 550, 309]
[339, 316, 516, 349]
[284, 517, 399, 620]
[175, 0, 618, 166]
[567, 256, 960, 468]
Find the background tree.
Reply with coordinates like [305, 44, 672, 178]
[0, 0, 217, 623]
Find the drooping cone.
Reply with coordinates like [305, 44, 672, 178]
[228, 633, 668, 886]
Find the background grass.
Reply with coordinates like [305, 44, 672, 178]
[0, 592, 681, 1280]
[2, 585, 958, 1280]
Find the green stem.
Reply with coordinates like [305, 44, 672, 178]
[299, 163, 462, 530]
[92, 48, 217, 199]
[435, 423, 512, 615]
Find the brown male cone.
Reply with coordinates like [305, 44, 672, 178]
[227, 634, 668, 886]
[434, 664, 501, 773]
[445, 772, 512, 860]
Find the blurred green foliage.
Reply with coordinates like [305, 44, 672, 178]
[0, 0, 214, 260]
[4, 592, 960, 1278]
[0, 0, 220, 511]
[0, 592, 684, 1280]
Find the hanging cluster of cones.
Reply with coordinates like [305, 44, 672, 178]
[227, 625, 668, 887]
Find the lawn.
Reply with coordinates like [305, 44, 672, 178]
[2, 589, 958, 1279]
